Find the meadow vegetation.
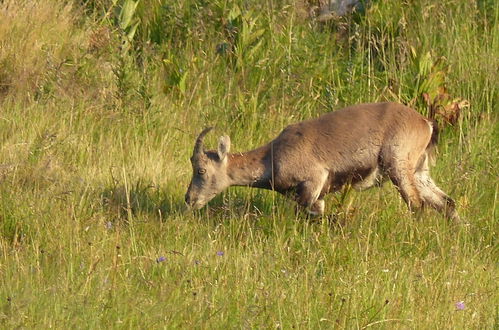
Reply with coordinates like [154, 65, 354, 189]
[0, 0, 497, 327]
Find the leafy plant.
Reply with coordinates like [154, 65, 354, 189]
[113, 0, 141, 54]
[217, 5, 267, 70]
[411, 49, 469, 125]
[161, 55, 189, 95]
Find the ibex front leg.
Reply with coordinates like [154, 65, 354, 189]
[294, 171, 328, 215]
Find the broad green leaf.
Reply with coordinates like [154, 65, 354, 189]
[119, 0, 140, 31]
[126, 20, 140, 41]
[179, 71, 188, 94]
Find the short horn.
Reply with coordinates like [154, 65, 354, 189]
[193, 127, 213, 156]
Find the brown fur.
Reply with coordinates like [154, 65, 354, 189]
[185, 102, 460, 221]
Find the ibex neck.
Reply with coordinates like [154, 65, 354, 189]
[226, 144, 271, 188]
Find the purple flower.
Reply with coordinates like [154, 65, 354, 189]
[156, 256, 166, 263]
[216, 251, 224, 257]
[455, 301, 465, 310]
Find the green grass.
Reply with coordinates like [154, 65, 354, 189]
[0, 0, 497, 328]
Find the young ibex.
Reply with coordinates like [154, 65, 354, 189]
[185, 102, 460, 221]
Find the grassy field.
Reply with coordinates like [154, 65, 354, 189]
[0, 0, 497, 328]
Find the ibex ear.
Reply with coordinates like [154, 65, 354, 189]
[217, 135, 231, 161]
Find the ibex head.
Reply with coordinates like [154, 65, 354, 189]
[185, 128, 231, 209]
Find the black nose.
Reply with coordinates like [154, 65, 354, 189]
[185, 194, 191, 205]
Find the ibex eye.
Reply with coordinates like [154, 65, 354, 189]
[198, 168, 206, 175]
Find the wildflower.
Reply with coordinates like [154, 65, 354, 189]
[216, 251, 224, 257]
[156, 256, 166, 263]
[105, 221, 113, 230]
[455, 301, 465, 310]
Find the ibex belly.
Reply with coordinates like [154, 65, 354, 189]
[351, 166, 387, 191]
[324, 166, 386, 194]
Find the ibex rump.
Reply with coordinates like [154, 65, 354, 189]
[185, 102, 460, 221]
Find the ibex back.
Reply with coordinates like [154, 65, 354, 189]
[185, 102, 460, 221]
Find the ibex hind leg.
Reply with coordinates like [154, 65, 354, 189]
[381, 141, 427, 214]
[414, 156, 461, 222]
[386, 165, 423, 213]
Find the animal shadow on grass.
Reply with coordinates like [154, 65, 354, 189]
[190, 192, 270, 223]
[100, 180, 185, 222]
[198, 188, 356, 231]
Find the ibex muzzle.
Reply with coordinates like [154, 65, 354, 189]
[185, 102, 460, 221]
